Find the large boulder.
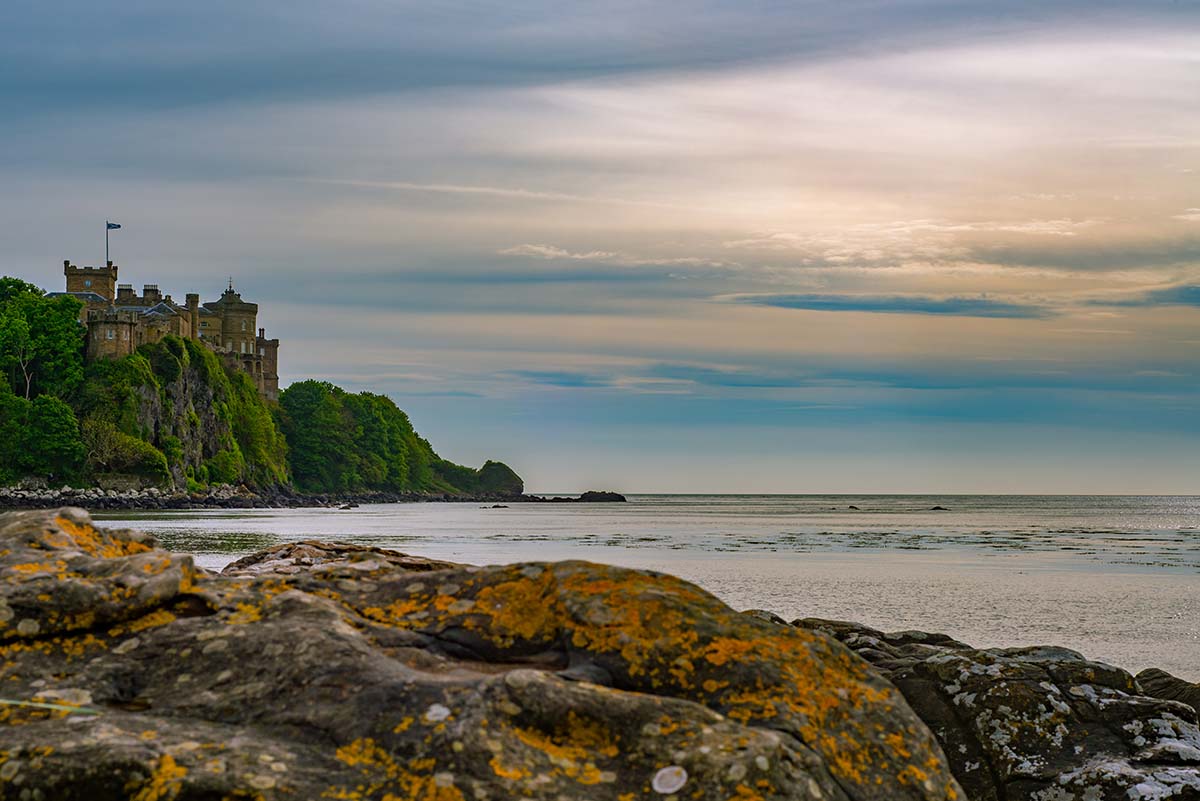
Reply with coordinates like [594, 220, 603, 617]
[796, 618, 1200, 801]
[0, 508, 960, 800]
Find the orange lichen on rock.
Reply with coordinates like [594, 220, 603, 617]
[510, 724, 606, 784]
[226, 603, 263, 625]
[50, 516, 152, 559]
[329, 738, 465, 801]
[109, 608, 178, 636]
[127, 753, 188, 801]
[489, 754, 530, 780]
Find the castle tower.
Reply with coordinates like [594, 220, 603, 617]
[64, 260, 117, 300]
[257, 327, 280, 401]
[208, 283, 257, 355]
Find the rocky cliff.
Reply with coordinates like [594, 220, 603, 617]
[76, 335, 289, 490]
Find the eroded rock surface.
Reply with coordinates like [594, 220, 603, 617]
[0, 508, 960, 800]
[796, 618, 1200, 801]
[1138, 668, 1200, 719]
[221, 539, 461, 576]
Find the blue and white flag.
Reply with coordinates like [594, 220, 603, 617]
[106, 221, 121, 230]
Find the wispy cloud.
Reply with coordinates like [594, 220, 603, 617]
[1093, 284, 1200, 308]
[500, 244, 618, 261]
[727, 292, 1052, 319]
[500, 243, 736, 269]
[310, 179, 708, 212]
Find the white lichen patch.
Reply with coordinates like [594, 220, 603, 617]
[424, 703, 452, 723]
[652, 765, 688, 794]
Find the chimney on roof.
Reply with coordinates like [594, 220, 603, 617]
[186, 294, 200, 340]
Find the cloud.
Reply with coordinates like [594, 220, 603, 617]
[508, 370, 612, 388]
[728, 293, 1052, 319]
[5, 1, 1191, 117]
[1093, 284, 1200, 308]
[500, 244, 735, 269]
[316, 179, 706, 212]
[1173, 209, 1200, 222]
[500, 244, 619, 261]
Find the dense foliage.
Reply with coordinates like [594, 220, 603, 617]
[279, 380, 522, 496]
[0, 277, 85, 400]
[75, 335, 289, 489]
[0, 277, 521, 495]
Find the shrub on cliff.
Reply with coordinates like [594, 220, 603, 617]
[80, 417, 170, 486]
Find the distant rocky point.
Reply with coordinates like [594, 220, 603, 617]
[527, 490, 628, 503]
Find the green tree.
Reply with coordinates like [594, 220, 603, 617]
[0, 278, 44, 304]
[0, 280, 84, 400]
[24, 394, 85, 482]
[0, 379, 31, 484]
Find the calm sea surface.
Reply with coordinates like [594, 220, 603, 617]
[98, 494, 1200, 680]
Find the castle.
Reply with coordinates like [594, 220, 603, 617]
[49, 261, 280, 400]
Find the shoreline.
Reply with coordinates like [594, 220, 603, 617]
[0, 485, 626, 511]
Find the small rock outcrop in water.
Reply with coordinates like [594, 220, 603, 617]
[0, 508, 959, 800]
[795, 619, 1200, 801]
[528, 490, 628, 502]
[578, 490, 627, 502]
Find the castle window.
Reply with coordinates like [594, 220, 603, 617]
[241, 320, 247, 331]
[84, 279, 92, 288]
[105, 328, 114, 340]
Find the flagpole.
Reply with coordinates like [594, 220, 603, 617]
[105, 220, 110, 266]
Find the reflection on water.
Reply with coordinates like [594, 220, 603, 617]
[97, 494, 1200, 680]
[152, 529, 280, 556]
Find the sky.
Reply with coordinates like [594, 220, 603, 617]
[3, 1, 1198, 493]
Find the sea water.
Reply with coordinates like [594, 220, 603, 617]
[98, 494, 1200, 679]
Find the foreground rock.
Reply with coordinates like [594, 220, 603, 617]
[0, 508, 959, 800]
[796, 619, 1200, 801]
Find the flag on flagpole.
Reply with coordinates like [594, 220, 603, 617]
[106, 222, 122, 230]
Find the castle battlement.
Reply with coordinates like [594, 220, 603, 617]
[50, 261, 280, 401]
